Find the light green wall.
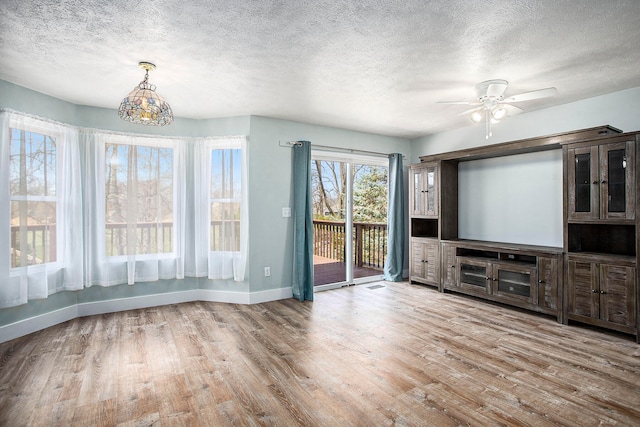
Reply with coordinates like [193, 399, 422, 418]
[0, 80, 412, 327]
[247, 116, 411, 293]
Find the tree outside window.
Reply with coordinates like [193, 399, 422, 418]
[9, 128, 57, 268]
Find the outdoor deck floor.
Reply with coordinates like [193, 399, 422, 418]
[313, 255, 381, 286]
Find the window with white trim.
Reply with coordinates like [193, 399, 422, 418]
[9, 127, 58, 268]
[210, 147, 241, 252]
[104, 142, 174, 257]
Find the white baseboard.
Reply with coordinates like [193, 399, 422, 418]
[0, 305, 79, 344]
[0, 286, 293, 344]
[249, 286, 293, 304]
[76, 290, 203, 317]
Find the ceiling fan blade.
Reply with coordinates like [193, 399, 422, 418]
[501, 103, 524, 116]
[503, 87, 557, 103]
[486, 81, 508, 98]
[437, 101, 479, 105]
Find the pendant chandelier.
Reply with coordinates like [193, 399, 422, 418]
[118, 62, 174, 126]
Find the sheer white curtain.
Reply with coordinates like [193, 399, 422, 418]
[0, 111, 83, 308]
[0, 110, 245, 308]
[193, 136, 248, 281]
[82, 130, 186, 286]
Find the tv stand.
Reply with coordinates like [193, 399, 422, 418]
[441, 240, 563, 321]
[411, 125, 640, 341]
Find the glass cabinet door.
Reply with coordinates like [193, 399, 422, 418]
[410, 168, 423, 216]
[568, 146, 599, 220]
[456, 258, 489, 294]
[568, 141, 635, 221]
[424, 166, 438, 217]
[493, 264, 536, 304]
[410, 164, 438, 217]
[600, 141, 635, 220]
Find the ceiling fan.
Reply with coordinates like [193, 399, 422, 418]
[439, 79, 557, 139]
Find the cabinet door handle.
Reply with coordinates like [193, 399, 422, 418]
[538, 279, 545, 284]
[601, 180, 607, 184]
[600, 290, 607, 295]
[592, 181, 598, 184]
[592, 289, 598, 293]
[450, 265, 456, 268]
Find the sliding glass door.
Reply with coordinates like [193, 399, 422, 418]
[311, 153, 388, 289]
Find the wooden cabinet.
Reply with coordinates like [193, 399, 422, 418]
[410, 127, 638, 340]
[410, 163, 438, 217]
[537, 256, 561, 315]
[567, 254, 636, 334]
[410, 238, 440, 287]
[563, 133, 639, 339]
[492, 262, 538, 305]
[567, 139, 635, 221]
[446, 242, 562, 318]
[441, 242, 457, 289]
[456, 257, 537, 304]
[456, 256, 491, 295]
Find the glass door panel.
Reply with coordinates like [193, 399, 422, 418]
[457, 258, 489, 293]
[568, 145, 599, 220]
[497, 270, 531, 298]
[353, 164, 388, 281]
[312, 159, 347, 286]
[574, 153, 592, 213]
[425, 167, 437, 216]
[606, 148, 626, 213]
[312, 156, 389, 288]
[411, 168, 423, 216]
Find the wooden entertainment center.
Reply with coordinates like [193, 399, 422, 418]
[410, 126, 640, 341]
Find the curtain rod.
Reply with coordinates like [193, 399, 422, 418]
[279, 140, 404, 159]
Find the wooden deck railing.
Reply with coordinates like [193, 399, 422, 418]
[11, 220, 387, 269]
[10, 224, 57, 267]
[313, 220, 388, 270]
[11, 220, 241, 264]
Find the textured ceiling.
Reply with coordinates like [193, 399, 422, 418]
[1, 0, 639, 138]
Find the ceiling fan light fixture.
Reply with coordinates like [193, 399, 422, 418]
[470, 110, 483, 124]
[439, 79, 557, 139]
[118, 62, 174, 126]
[491, 107, 507, 121]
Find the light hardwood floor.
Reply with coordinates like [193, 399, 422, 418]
[1, 281, 639, 426]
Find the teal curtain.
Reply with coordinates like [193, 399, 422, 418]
[383, 153, 406, 281]
[292, 141, 314, 301]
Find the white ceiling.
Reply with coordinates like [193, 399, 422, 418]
[1, 1, 639, 139]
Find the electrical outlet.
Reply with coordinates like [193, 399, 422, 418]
[264, 266, 271, 277]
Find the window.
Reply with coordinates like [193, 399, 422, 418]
[105, 142, 174, 257]
[197, 137, 247, 281]
[210, 148, 241, 252]
[9, 127, 58, 268]
[1, 112, 83, 307]
[1, 109, 247, 308]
